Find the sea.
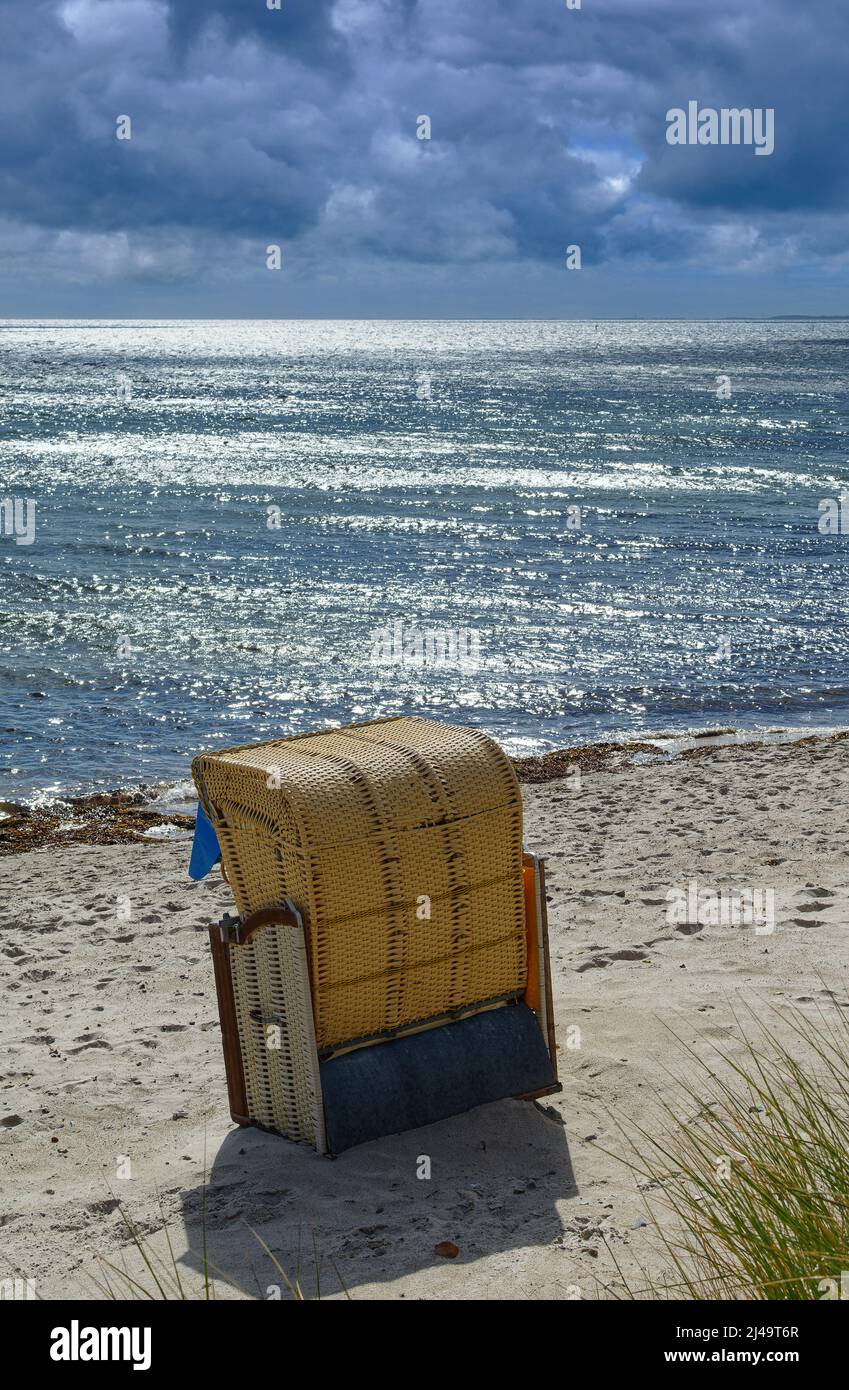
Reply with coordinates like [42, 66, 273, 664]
[2, 318, 848, 808]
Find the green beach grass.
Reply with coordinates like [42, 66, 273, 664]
[611, 996, 849, 1300]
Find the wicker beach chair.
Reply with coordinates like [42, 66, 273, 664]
[192, 716, 559, 1153]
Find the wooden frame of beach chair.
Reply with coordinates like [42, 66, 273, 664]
[207, 901, 326, 1149]
[521, 850, 559, 1099]
[196, 717, 559, 1153]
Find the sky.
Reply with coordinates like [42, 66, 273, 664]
[1, 0, 847, 318]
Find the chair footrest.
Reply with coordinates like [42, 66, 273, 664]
[319, 1001, 556, 1154]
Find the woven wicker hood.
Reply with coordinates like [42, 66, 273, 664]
[193, 716, 526, 1051]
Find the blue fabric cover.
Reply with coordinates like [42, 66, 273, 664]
[320, 1002, 554, 1153]
[188, 801, 222, 880]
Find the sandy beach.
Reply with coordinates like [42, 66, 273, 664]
[2, 734, 847, 1301]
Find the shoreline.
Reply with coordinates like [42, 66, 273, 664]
[2, 724, 848, 857]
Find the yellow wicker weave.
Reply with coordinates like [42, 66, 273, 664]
[193, 717, 526, 1051]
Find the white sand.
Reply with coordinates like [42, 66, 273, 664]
[2, 737, 847, 1300]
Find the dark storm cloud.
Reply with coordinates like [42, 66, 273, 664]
[165, 0, 349, 68]
[0, 0, 846, 291]
[620, 0, 849, 217]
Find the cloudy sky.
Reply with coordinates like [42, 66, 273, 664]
[1, 0, 847, 317]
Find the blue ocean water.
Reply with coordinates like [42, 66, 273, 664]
[2, 318, 849, 804]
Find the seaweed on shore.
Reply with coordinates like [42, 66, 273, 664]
[512, 727, 849, 783]
[0, 789, 194, 857]
[2, 730, 846, 854]
[512, 739, 660, 782]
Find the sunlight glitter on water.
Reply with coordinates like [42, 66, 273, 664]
[2, 318, 849, 799]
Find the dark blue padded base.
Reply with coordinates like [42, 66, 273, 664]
[320, 1002, 555, 1154]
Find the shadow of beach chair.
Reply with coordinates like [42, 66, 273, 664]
[176, 1099, 577, 1299]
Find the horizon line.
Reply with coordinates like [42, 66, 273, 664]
[1, 315, 848, 324]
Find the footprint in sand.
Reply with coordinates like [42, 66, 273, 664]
[792, 889, 833, 925]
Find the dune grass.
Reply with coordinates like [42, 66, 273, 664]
[612, 996, 849, 1300]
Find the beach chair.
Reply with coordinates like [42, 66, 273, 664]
[191, 717, 559, 1153]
